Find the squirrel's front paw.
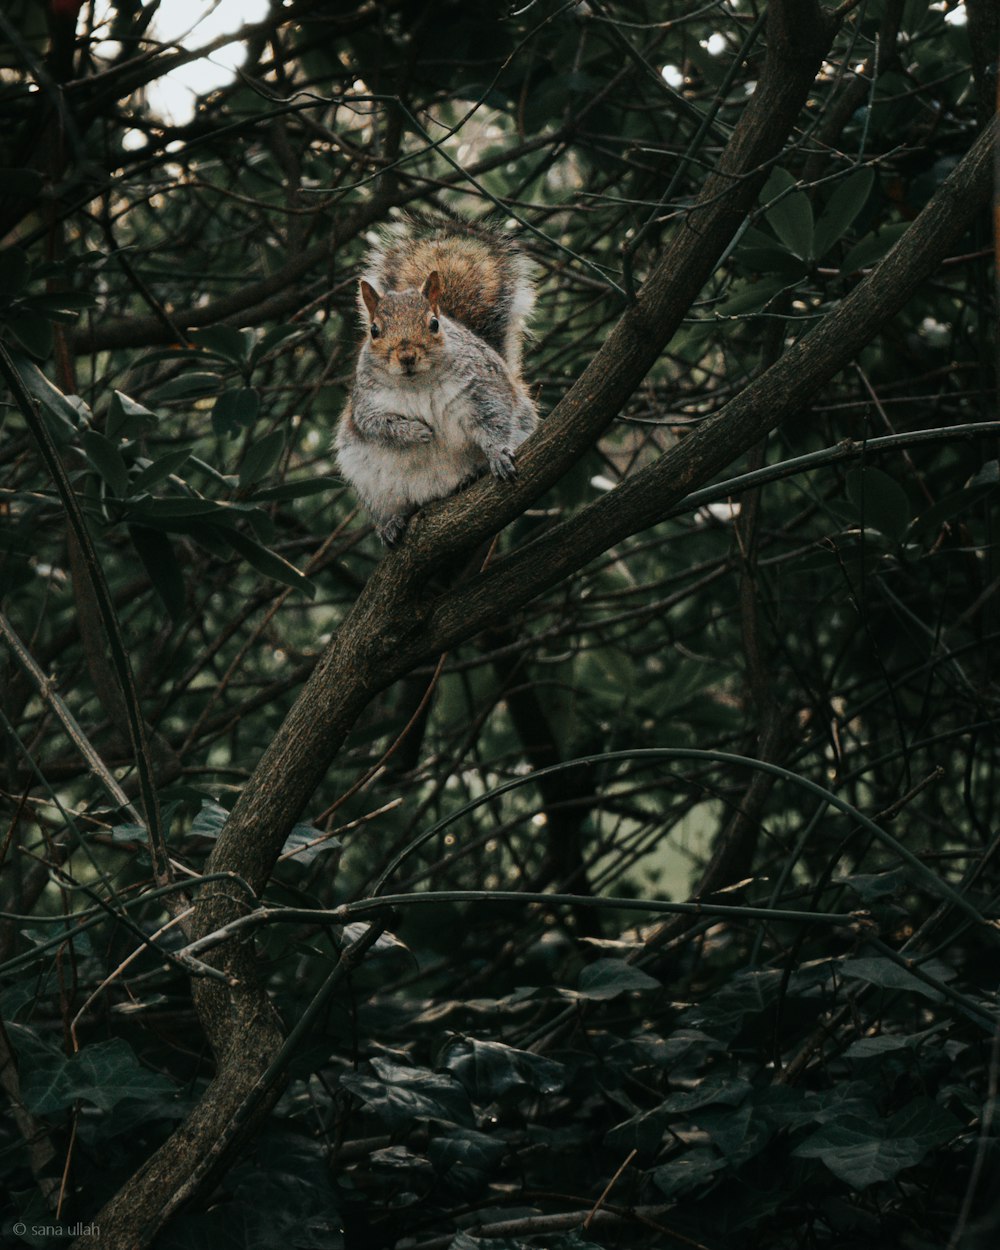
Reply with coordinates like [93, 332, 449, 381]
[386, 416, 432, 444]
[487, 447, 517, 480]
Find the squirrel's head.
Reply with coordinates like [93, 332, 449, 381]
[360, 272, 443, 378]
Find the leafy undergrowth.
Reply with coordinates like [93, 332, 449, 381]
[6, 871, 995, 1250]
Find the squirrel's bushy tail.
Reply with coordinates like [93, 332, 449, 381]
[360, 220, 534, 375]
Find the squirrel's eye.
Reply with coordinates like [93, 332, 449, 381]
[429, 317, 439, 334]
[370, 323, 380, 340]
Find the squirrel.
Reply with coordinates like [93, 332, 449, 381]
[335, 221, 537, 545]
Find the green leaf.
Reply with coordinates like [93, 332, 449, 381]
[842, 221, 909, 272]
[441, 1037, 565, 1100]
[839, 955, 944, 1001]
[427, 1126, 505, 1176]
[134, 346, 212, 368]
[8, 310, 53, 359]
[188, 325, 254, 365]
[651, 1147, 726, 1198]
[341, 1059, 474, 1129]
[792, 1098, 961, 1189]
[191, 800, 229, 837]
[712, 276, 789, 318]
[220, 527, 315, 596]
[128, 524, 186, 621]
[239, 428, 286, 489]
[280, 824, 341, 864]
[82, 430, 130, 496]
[110, 823, 147, 845]
[126, 496, 232, 520]
[5, 350, 82, 438]
[20, 1038, 175, 1114]
[107, 390, 158, 438]
[813, 167, 875, 258]
[967, 459, 999, 487]
[131, 446, 194, 493]
[576, 957, 660, 999]
[150, 371, 223, 403]
[844, 1033, 931, 1059]
[837, 869, 909, 902]
[696, 1102, 772, 1164]
[761, 167, 814, 260]
[682, 969, 783, 1039]
[662, 1074, 752, 1113]
[845, 467, 912, 542]
[250, 476, 337, 502]
[212, 386, 260, 436]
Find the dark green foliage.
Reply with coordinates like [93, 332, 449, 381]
[0, 1, 997, 1248]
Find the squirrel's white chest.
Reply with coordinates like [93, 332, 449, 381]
[375, 374, 472, 440]
[337, 376, 486, 524]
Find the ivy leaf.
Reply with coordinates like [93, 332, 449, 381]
[427, 1126, 505, 1177]
[441, 1037, 565, 1100]
[840, 955, 944, 1002]
[21, 1038, 175, 1114]
[577, 958, 661, 999]
[792, 1098, 961, 1188]
[342, 1059, 474, 1129]
[651, 1147, 726, 1198]
[661, 1074, 752, 1114]
[681, 969, 783, 1039]
[695, 1102, 772, 1164]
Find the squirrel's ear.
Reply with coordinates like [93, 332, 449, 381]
[421, 270, 442, 308]
[359, 279, 380, 319]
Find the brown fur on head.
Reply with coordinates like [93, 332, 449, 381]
[361, 283, 443, 378]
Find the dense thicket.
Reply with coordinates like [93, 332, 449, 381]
[1, 2, 998, 1248]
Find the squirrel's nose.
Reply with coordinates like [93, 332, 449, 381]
[397, 349, 417, 371]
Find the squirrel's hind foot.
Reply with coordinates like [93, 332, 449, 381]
[376, 514, 410, 546]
